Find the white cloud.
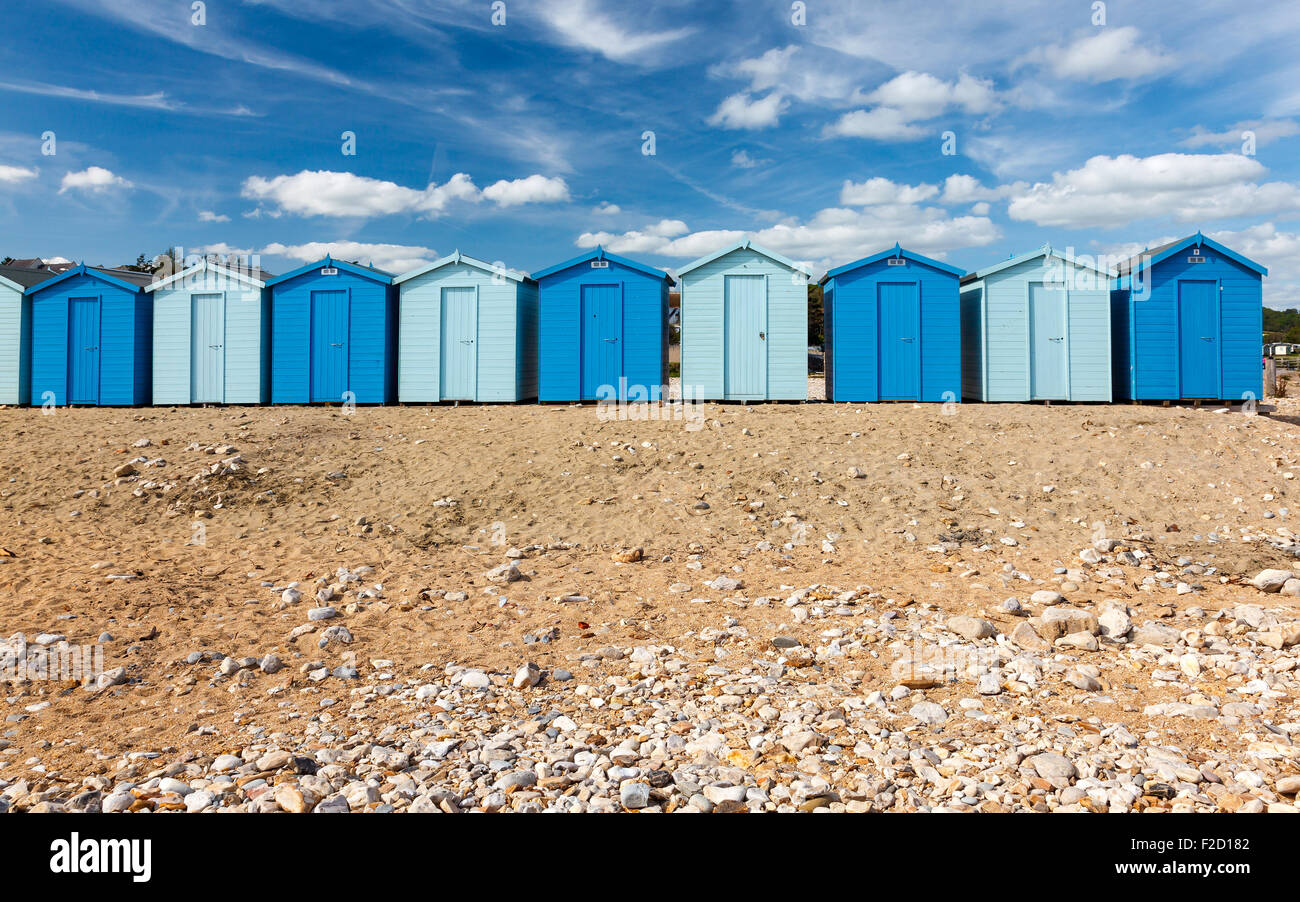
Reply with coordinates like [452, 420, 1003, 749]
[868, 71, 998, 118]
[939, 173, 1025, 204]
[730, 150, 764, 169]
[840, 177, 940, 206]
[241, 169, 479, 218]
[481, 174, 570, 207]
[1023, 26, 1176, 83]
[825, 107, 926, 140]
[578, 205, 999, 269]
[1182, 119, 1300, 149]
[825, 71, 998, 141]
[837, 174, 1024, 208]
[261, 240, 436, 273]
[198, 210, 230, 223]
[242, 169, 568, 217]
[593, 201, 621, 215]
[0, 164, 38, 184]
[578, 219, 691, 254]
[1006, 152, 1300, 228]
[709, 91, 789, 130]
[195, 242, 256, 259]
[59, 166, 132, 194]
[719, 45, 861, 106]
[535, 0, 694, 63]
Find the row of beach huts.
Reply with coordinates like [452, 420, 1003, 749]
[0, 231, 1268, 407]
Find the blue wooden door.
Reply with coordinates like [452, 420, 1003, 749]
[580, 283, 622, 398]
[440, 287, 477, 400]
[1179, 280, 1219, 398]
[67, 297, 100, 404]
[310, 290, 348, 402]
[878, 282, 920, 399]
[724, 274, 767, 399]
[191, 293, 225, 403]
[1029, 284, 1068, 400]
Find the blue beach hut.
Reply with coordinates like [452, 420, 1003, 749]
[960, 244, 1114, 402]
[533, 246, 673, 401]
[820, 244, 964, 403]
[678, 238, 812, 401]
[27, 264, 153, 406]
[267, 256, 397, 404]
[0, 265, 60, 405]
[147, 259, 272, 405]
[1111, 233, 1267, 402]
[392, 251, 538, 402]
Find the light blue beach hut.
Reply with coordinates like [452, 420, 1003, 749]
[678, 238, 812, 401]
[534, 246, 673, 401]
[1111, 233, 1266, 402]
[392, 251, 538, 402]
[0, 265, 60, 405]
[146, 259, 271, 405]
[960, 244, 1114, 402]
[820, 245, 964, 403]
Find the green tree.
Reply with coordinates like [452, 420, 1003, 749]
[807, 283, 824, 347]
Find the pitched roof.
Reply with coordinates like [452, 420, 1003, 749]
[1115, 232, 1267, 277]
[392, 250, 529, 285]
[530, 246, 675, 284]
[144, 259, 268, 292]
[264, 256, 394, 287]
[23, 263, 151, 295]
[0, 265, 62, 291]
[821, 243, 964, 284]
[677, 237, 813, 277]
[960, 243, 1116, 284]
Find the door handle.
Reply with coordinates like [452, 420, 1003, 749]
[84, 346, 97, 351]
[330, 342, 344, 347]
[759, 332, 766, 340]
[461, 339, 474, 344]
[900, 337, 914, 342]
[603, 337, 618, 342]
[1200, 336, 1214, 341]
[1050, 337, 1064, 342]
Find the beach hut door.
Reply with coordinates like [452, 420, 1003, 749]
[310, 290, 349, 402]
[191, 293, 226, 403]
[879, 282, 921, 400]
[440, 286, 477, 401]
[1178, 280, 1219, 398]
[1029, 284, 1068, 400]
[67, 296, 100, 404]
[724, 275, 767, 399]
[580, 283, 622, 398]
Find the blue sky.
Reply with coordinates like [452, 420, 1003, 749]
[2, 0, 1299, 307]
